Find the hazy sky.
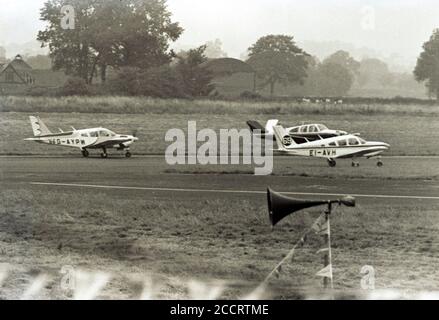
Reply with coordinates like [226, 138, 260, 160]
[1, 0, 438, 67]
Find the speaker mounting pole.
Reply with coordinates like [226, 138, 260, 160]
[322, 201, 334, 290]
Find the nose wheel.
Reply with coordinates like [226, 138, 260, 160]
[376, 156, 383, 167]
[351, 160, 360, 167]
[125, 151, 132, 158]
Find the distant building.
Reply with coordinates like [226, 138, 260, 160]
[0, 54, 67, 95]
[203, 58, 255, 97]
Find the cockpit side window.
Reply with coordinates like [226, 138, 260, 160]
[309, 125, 317, 133]
[358, 138, 366, 144]
[348, 138, 359, 145]
[318, 124, 328, 131]
[329, 141, 337, 146]
[290, 127, 299, 134]
[81, 133, 89, 137]
[300, 126, 308, 133]
[338, 139, 347, 146]
[99, 130, 111, 137]
[90, 131, 98, 137]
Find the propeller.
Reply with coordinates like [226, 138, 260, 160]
[132, 129, 138, 137]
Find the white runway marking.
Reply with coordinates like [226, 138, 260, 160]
[30, 182, 439, 200]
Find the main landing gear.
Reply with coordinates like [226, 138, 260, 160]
[327, 159, 336, 167]
[81, 149, 89, 158]
[100, 147, 108, 158]
[81, 148, 134, 158]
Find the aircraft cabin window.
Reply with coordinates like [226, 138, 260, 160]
[90, 131, 98, 137]
[290, 127, 299, 133]
[329, 141, 337, 146]
[309, 125, 317, 132]
[81, 133, 89, 137]
[348, 138, 359, 145]
[338, 139, 347, 146]
[300, 126, 307, 133]
[99, 130, 111, 137]
[358, 138, 366, 144]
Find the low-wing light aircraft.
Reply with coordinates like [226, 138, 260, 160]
[272, 125, 389, 167]
[247, 119, 347, 142]
[25, 116, 139, 158]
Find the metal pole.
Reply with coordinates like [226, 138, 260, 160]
[322, 202, 332, 289]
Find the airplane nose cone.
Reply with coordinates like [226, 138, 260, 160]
[132, 136, 139, 141]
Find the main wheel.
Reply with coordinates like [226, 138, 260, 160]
[377, 161, 383, 167]
[125, 151, 132, 158]
[101, 152, 108, 158]
[327, 159, 336, 167]
[81, 150, 89, 158]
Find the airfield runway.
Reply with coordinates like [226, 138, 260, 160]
[1, 155, 438, 205]
[1, 155, 439, 299]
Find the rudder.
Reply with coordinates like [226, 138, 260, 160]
[29, 116, 52, 136]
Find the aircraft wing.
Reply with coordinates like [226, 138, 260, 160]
[91, 138, 132, 148]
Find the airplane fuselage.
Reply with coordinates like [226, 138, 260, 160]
[276, 134, 390, 160]
[26, 127, 137, 150]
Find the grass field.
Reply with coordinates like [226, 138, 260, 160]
[1, 185, 438, 299]
[1, 110, 438, 156]
[1, 96, 439, 115]
[1, 96, 438, 299]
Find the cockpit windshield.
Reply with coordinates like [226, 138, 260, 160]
[358, 137, 366, 144]
[317, 124, 328, 131]
[98, 129, 116, 137]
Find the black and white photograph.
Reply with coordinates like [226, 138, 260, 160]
[0, 0, 439, 307]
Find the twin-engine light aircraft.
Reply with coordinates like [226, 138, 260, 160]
[272, 125, 389, 167]
[25, 116, 138, 158]
[247, 119, 347, 141]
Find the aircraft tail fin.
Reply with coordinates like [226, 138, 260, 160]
[246, 120, 266, 133]
[29, 116, 52, 136]
[272, 125, 294, 150]
[265, 119, 279, 135]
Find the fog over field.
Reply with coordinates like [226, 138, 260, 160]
[1, 0, 439, 71]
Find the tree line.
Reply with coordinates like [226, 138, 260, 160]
[34, 0, 439, 100]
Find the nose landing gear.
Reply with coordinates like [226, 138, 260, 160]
[376, 156, 383, 167]
[351, 159, 360, 167]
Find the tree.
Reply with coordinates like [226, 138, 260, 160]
[204, 39, 227, 59]
[25, 54, 52, 69]
[175, 45, 215, 97]
[109, 66, 186, 98]
[314, 62, 354, 96]
[323, 50, 360, 76]
[109, 46, 214, 98]
[0, 46, 6, 63]
[357, 58, 390, 88]
[61, 77, 90, 96]
[246, 35, 308, 96]
[38, 0, 183, 84]
[414, 29, 439, 99]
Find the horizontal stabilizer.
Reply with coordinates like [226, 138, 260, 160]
[247, 120, 266, 133]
